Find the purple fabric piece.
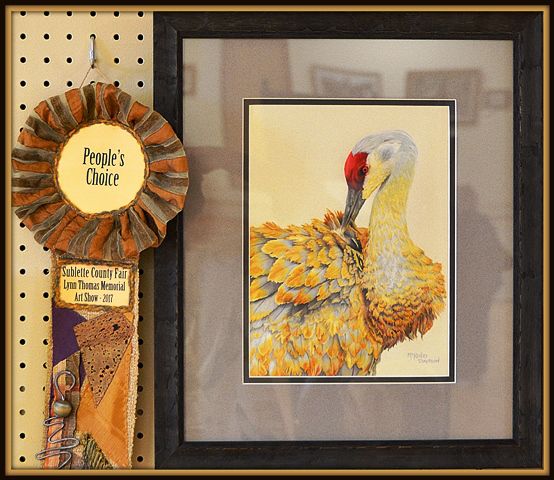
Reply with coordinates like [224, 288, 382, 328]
[52, 306, 86, 366]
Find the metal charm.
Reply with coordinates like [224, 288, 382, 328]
[35, 370, 80, 469]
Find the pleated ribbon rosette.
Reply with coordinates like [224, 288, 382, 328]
[12, 83, 188, 468]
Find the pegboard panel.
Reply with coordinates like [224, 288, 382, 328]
[10, 9, 155, 470]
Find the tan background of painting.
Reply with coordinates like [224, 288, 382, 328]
[249, 103, 451, 377]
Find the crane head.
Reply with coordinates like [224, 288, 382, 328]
[341, 130, 417, 229]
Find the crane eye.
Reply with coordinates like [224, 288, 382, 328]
[360, 165, 369, 175]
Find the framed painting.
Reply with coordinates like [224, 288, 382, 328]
[243, 98, 456, 384]
[153, 8, 545, 472]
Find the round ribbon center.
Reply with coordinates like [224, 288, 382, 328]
[56, 122, 147, 215]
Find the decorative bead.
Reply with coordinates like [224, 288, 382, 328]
[53, 399, 72, 417]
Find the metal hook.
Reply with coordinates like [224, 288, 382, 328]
[89, 34, 96, 68]
[53, 370, 76, 401]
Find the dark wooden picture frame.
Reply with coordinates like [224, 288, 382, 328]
[153, 10, 544, 470]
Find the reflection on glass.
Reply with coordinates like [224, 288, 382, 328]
[182, 39, 513, 441]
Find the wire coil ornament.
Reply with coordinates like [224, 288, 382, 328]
[35, 370, 80, 469]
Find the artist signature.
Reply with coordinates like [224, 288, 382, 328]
[407, 352, 440, 364]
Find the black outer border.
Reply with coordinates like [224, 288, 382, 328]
[153, 11, 543, 470]
[242, 98, 456, 384]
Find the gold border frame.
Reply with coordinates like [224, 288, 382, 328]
[4, 4, 549, 476]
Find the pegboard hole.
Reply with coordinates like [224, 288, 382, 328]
[19, 104, 26, 111]
[67, 11, 73, 16]
[19, 315, 25, 322]
[114, 34, 120, 41]
[137, 385, 143, 393]
[43, 33, 50, 40]
[20, 57, 26, 63]
[114, 11, 120, 17]
[43, 315, 49, 322]
[138, 11, 144, 17]
[67, 80, 73, 87]
[19, 244, 26, 251]
[114, 80, 120, 87]
[138, 338, 143, 345]
[43, 11, 50, 16]
[137, 409, 144, 416]
[19, 339, 26, 345]
[20, 11, 26, 16]
[114, 57, 120, 64]
[43, 339, 48, 345]
[20, 433, 26, 439]
[136, 456, 144, 462]
[139, 268, 144, 275]
[137, 432, 144, 439]
[137, 57, 144, 64]
[43, 292, 49, 298]
[20, 33, 26, 40]
[137, 81, 144, 88]
[20, 222, 25, 228]
[19, 268, 25, 275]
[90, 11, 97, 17]
[19, 456, 26, 463]
[19, 362, 26, 369]
[66, 33, 72, 40]
[138, 362, 143, 369]
[138, 291, 144, 299]
[43, 57, 50, 64]
[137, 34, 144, 41]
[43, 268, 50, 275]
[19, 386, 25, 392]
[19, 292, 26, 298]
[138, 315, 143, 322]
[66, 57, 73, 64]
[43, 246, 49, 251]
[19, 409, 25, 415]
[44, 80, 50, 87]
[43, 362, 47, 369]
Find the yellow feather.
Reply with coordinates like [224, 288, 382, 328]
[285, 264, 307, 287]
[262, 239, 291, 258]
[268, 257, 290, 283]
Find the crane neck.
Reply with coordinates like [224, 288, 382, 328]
[366, 169, 413, 251]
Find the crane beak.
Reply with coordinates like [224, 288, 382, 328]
[341, 187, 365, 229]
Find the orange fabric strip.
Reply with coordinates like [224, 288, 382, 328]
[18, 129, 59, 151]
[126, 102, 149, 128]
[146, 181, 186, 210]
[11, 159, 52, 173]
[148, 156, 189, 173]
[34, 100, 65, 133]
[65, 89, 85, 124]
[119, 212, 139, 258]
[87, 216, 115, 259]
[12, 187, 58, 206]
[142, 122, 174, 146]
[76, 343, 132, 468]
[54, 215, 88, 252]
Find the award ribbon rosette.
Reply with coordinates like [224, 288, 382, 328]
[11, 83, 189, 469]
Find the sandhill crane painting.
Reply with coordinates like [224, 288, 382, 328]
[247, 104, 452, 380]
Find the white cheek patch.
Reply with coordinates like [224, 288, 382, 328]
[379, 141, 401, 161]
